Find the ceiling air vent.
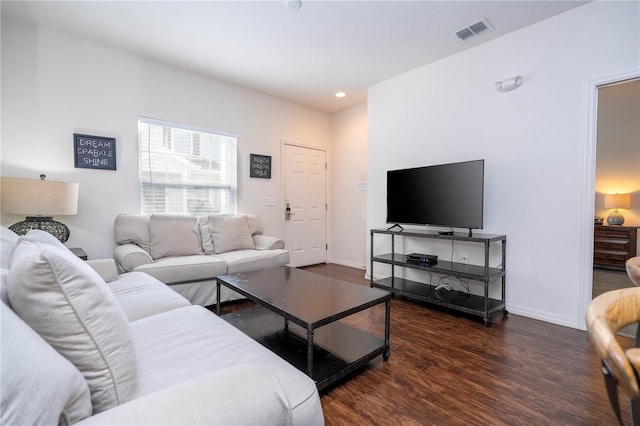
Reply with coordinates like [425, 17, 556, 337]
[454, 18, 493, 41]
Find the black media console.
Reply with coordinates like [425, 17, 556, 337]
[370, 228, 507, 326]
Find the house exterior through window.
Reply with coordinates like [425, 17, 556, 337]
[138, 117, 237, 216]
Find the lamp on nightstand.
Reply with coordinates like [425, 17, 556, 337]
[1, 174, 79, 243]
[604, 193, 631, 226]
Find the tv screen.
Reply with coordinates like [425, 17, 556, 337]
[386, 159, 484, 230]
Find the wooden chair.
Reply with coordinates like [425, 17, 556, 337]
[627, 257, 640, 287]
[587, 287, 640, 425]
[626, 255, 640, 343]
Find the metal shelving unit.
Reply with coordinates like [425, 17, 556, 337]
[370, 228, 507, 325]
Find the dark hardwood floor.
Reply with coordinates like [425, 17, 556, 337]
[222, 263, 632, 425]
[305, 263, 635, 426]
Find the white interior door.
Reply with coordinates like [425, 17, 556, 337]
[283, 143, 327, 267]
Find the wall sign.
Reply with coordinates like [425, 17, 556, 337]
[74, 133, 116, 170]
[250, 154, 271, 179]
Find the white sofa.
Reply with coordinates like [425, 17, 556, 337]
[114, 213, 289, 306]
[1, 226, 323, 425]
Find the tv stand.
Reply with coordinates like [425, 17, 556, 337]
[370, 228, 507, 326]
[386, 223, 404, 232]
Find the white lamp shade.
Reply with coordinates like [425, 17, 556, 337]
[604, 193, 631, 210]
[1, 177, 79, 215]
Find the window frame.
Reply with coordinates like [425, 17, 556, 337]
[137, 117, 238, 216]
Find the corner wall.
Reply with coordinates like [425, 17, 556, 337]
[1, 17, 331, 259]
[329, 103, 368, 269]
[367, 2, 640, 329]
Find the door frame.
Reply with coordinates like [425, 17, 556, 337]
[280, 139, 329, 265]
[578, 69, 640, 330]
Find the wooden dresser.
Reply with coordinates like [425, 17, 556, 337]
[593, 225, 638, 270]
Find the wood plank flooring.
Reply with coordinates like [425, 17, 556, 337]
[303, 263, 633, 426]
[221, 263, 633, 425]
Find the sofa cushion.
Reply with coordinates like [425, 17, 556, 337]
[245, 213, 264, 235]
[130, 306, 323, 425]
[134, 255, 227, 285]
[216, 249, 290, 274]
[1, 302, 92, 425]
[7, 240, 137, 413]
[209, 214, 255, 254]
[149, 214, 203, 259]
[108, 272, 191, 322]
[114, 214, 151, 252]
[76, 365, 292, 426]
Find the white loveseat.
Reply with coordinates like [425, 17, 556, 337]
[1, 226, 323, 425]
[114, 213, 289, 306]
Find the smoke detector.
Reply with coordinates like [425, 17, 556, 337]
[454, 18, 493, 42]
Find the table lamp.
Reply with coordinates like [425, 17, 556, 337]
[1, 174, 79, 242]
[604, 193, 631, 226]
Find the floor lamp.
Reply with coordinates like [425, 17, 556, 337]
[1, 175, 79, 243]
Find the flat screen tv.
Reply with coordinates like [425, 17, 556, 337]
[386, 159, 484, 232]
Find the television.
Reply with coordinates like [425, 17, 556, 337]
[386, 159, 484, 233]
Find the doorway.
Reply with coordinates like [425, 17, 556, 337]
[580, 71, 640, 331]
[282, 142, 327, 267]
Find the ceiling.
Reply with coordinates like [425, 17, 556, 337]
[2, 1, 588, 114]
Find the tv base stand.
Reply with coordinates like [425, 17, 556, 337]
[370, 228, 507, 326]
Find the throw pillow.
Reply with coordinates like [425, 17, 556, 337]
[245, 214, 263, 235]
[208, 214, 255, 254]
[21, 229, 69, 251]
[7, 240, 137, 414]
[114, 214, 152, 252]
[1, 226, 19, 269]
[1, 302, 92, 425]
[149, 214, 203, 259]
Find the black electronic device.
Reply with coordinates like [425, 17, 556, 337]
[405, 253, 438, 266]
[386, 159, 484, 234]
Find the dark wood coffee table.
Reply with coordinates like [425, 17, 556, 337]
[216, 267, 391, 390]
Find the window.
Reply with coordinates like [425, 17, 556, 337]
[138, 118, 237, 216]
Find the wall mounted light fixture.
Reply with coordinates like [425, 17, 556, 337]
[285, 0, 302, 11]
[495, 76, 523, 92]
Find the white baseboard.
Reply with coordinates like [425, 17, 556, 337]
[328, 258, 366, 270]
[506, 304, 583, 330]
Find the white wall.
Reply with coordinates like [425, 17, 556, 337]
[367, 2, 640, 329]
[329, 103, 368, 269]
[1, 17, 331, 259]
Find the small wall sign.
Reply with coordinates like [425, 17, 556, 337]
[250, 154, 271, 179]
[74, 133, 116, 170]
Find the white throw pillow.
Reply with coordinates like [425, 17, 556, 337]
[1, 226, 19, 269]
[149, 214, 203, 259]
[21, 229, 70, 251]
[114, 214, 152, 252]
[208, 214, 255, 254]
[7, 240, 137, 414]
[1, 302, 92, 425]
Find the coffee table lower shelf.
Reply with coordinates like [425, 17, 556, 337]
[222, 306, 388, 390]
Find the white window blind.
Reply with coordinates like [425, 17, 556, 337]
[138, 118, 237, 216]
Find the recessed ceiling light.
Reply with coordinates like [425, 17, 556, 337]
[335, 92, 346, 98]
